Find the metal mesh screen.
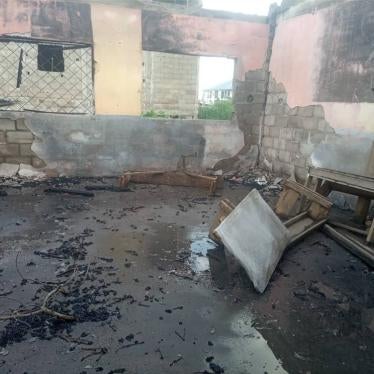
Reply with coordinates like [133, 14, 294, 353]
[0, 40, 94, 114]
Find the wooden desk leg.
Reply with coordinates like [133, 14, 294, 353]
[355, 197, 370, 224]
[367, 219, 374, 243]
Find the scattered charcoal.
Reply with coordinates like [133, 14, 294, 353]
[209, 362, 224, 373]
[169, 355, 183, 367]
[85, 185, 131, 192]
[45, 188, 95, 197]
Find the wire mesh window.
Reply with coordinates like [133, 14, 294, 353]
[0, 39, 94, 114]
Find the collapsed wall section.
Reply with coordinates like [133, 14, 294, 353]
[0, 116, 44, 168]
[261, 75, 337, 179]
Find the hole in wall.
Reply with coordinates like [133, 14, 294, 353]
[141, 51, 235, 120]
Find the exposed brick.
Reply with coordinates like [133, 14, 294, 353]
[16, 118, 28, 130]
[310, 131, 327, 144]
[294, 155, 307, 167]
[0, 144, 19, 156]
[297, 106, 314, 117]
[289, 107, 298, 116]
[256, 81, 266, 92]
[313, 106, 325, 118]
[263, 126, 270, 136]
[274, 116, 288, 127]
[262, 136, 273, 148]
[293, 128, 308, 142]
[0, 131, 5, 144]
[269, 127, 281, 137]
[301, 117, 318, 130]
[295, 166, 308, 181]
[286, 141, 299, 153]
[280, 128, 293, 140]
[264, 115, 275, 126]
[270, 104, 285, 115]
[279, 150, 292, 163]
[5, 156, 31, 164]
[245, 69, 266, 81]
[287, 116, 301, 128]
[20, 144, 35, 156]
[6, 131, 34, 144]
[0, 118, 16, 131]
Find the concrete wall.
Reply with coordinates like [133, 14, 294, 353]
[260, 0, 374, 178]
[0, 1, 92, 43]
[24, 113, 244, 176]
[142, 10, 269, 80]
[142, 51, 199, 118]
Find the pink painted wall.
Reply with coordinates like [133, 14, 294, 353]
[269, 8, 374, 135]
[0, 0, 31, 36]
[270, 12, 324, 108]
[142, 11, 269, 80]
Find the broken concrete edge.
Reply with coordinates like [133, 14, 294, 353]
[0, 163, 48, 179]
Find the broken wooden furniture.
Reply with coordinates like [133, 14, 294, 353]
[324, 224, 374, 268]
[210, 180, 332, 247]
[119, 170, 222, 194]
[275, 180, 333, 246]
[209, 198, 235, 243]
[304, 167, 374, 267]
[305, 167, 374, 225]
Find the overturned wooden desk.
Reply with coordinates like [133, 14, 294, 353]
[305, 167, 374, 225]
[306, 167, 374, 265]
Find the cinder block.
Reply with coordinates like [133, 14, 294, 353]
[5, 156, 31, 164]
[263, 126, 270, 136]
[310, 131, 326, 144]
[15, 118, 28, 130]
[297, 106, 314, 117]
[7, 131, 34, 144]
[288, 107, 298, 116]
[0, 118, 16, 131]
[294, 155, 307, 167]
[262, 136, 274, 148]
[264, 115, 275, 126]
[0, 144, 19, 156]
[287, 116, 301, 128]
[293, 128, 308, 142]
[245, 69, 266, 81]
[256, 81, 266, 92]
[279, 150, 292, 163]
[20, 144, 35, 156]
[286, 141, 299, 153]
[313, 105, 325, 118]
[269, 127, 281, 137]
[270, 104, 285, 115]
[274, 116, 288, 128]
[0, 131, 5, 144]
[295, 166, 308, 181]
[301, 117, 318, 130]
[280, 128, 293, 140]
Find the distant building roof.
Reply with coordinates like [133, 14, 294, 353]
[204, 80, 232, 91]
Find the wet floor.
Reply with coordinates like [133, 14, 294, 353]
[0, 179, 373, 373]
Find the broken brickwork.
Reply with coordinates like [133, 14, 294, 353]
[0, 116, 44, 168]
[260, 75, 339, 179]
[234, 69, 267, 146]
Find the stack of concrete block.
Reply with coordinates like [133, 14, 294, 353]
[234, 68, 267, 146]
[0, 117, 44, 168]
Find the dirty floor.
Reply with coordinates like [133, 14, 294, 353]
[0, 179, 373, 374]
